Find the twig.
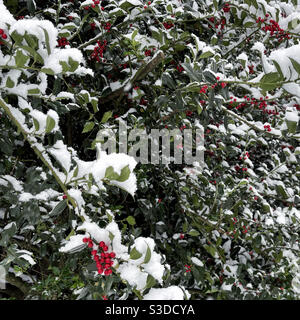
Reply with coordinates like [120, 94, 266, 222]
[99, 51, 165, 105]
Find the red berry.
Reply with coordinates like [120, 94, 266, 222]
[91, 250, 97, 255]
[101, 252, 105, 257]
[99, 241, 105, 247]
[105, 258, 111, 263]
[88, 242, 93, 248]
[110, 252, 116, 258]
[104, 264, 110, 269]
[2, 34, 7, 40]
[63, 194, 67, 199]
[98, 269, 103, 274]
[103, 245, 108, 252]
[104, 269, 112, 275]
[83, 237, 89, 243]
[0, 29, 3, 35]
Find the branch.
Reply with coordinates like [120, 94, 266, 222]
[5, 273, 30, 296]
[0, 97, 79, 212]
[221, 105, 284, 140]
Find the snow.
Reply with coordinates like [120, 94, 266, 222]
[44, 48, 85, 74]
[68, 188, 86, 211]
[18, 253, 36, 266]
[0, 0, 16, 26]
[118, 263, 148, 291]
[72, 147, 138, 197]
[191, 257, 204, 267]
[285, 109, 299, 123]
[48, 140, 72, 173]
[1, 175, 23, 192]
[143, 286, 187, 300]
[9, 19, 58, 59]
[119, 0, 143, 7]
[47, 110, 60, 132]
[30, 109, 47, 134]
[105, 221, 129, 260]
[56, 91, 75, 101]
[130, 237, 165, 283]
[59, 234, 86, 253]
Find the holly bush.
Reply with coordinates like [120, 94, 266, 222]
[0, 0, 299, 300]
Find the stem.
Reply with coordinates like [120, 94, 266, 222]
[99, 51, 165, 105]
[221, 105, 284, 140]
[223, 28, 260, 58]
[0, 97, 78, 211]
[56, 0, 61, 26]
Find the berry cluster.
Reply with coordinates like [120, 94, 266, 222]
[248, 64, 255, 74]
[0, 29, 8, 40]
[257, 15, 291, 42]
[200, 85, 208, 94]
[222, 2, 230, 13]
[200, 79, 226, 93]
[163, 22, 174, 29]
[83, 238, 116, 276]
[240, 151, 250, 160]
[144, 49, 152, 57]
[293, 103, 300, 111]
[176, 64, 184, 72]
[227, 96, 279, 117]
[281, 145, 294, 151]
[184, 265, 191, 272]
[139, 97, 148, 106]
[84, 0, 100, 10]
[103, 22, 111, 32]
[263, 124, 272, 132]
[57, 37, 69, 47]
[211, 77, 227, 89]
[90, 22, 96, 30]
[208, 17, 226, 31]
[91, 40, 107, 62]
[235, 165, 248, 172]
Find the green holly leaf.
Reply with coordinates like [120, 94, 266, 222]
[130, 247, 143, 260]
[82, 121, 95, 133]
[6, 77, 15, 89]
[126, 216, 136, 226]
[45, 115, 56, 133]
[143, 245, 151, 264]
